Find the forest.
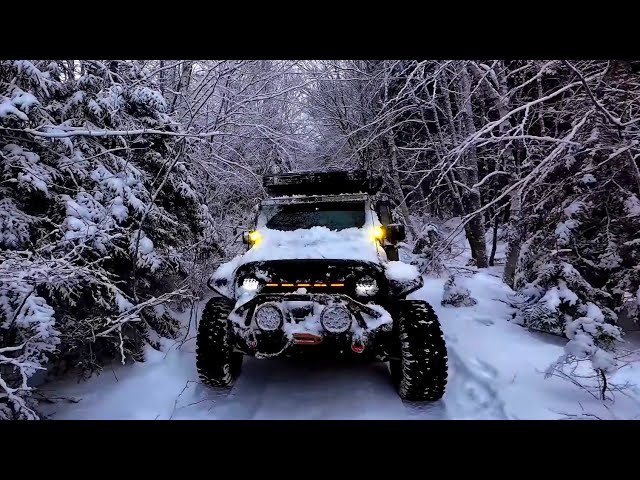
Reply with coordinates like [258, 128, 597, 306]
[1, 60, 639, 419]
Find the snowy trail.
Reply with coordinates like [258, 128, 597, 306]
[44, 346, 506, 420]
[41, 271, 640, 420]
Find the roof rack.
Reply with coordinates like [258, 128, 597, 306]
[263, 170, 382, 196]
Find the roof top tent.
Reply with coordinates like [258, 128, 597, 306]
[263, 170, 383, 197]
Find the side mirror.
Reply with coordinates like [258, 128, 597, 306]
[386, 223, 406, 243]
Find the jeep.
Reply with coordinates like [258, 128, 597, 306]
[198, 170, 448, 401]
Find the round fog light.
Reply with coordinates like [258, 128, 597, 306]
[321, 304, 351, 333]
[254, 303, 283, 331]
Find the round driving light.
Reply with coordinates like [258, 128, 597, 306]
[320, 304, 352, 333]
[254, 303, 283, 331]
[242, 277, 260, 292]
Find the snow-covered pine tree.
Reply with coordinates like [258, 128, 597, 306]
[0, 60, 214, 418]
[510, 61, 640, 386]
[441, 274, 477, 307]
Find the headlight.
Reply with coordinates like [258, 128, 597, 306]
[355, 276, 378, 296]
[371, 226, 384, 242]
[320, 304, 351, 333]
[254, 303, 283, 331]
[248, 230, 261, 244]
[241, 277, 260, 292]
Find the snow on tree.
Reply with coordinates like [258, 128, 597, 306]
[0, 60, 213, 418]
[441, 275, 477, 307]
[412, 223, 448, 275]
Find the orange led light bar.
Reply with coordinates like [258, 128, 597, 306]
[264, 282, 345, 288]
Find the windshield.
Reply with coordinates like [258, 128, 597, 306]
[259, 201, 366, 231]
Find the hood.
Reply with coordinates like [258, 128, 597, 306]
[242, 226, 387, 264]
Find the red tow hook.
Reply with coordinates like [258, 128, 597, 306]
[351, 338, 365, 354]
[247, 332, 258, 351]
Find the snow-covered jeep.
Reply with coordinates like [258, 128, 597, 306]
[198, 170, 448, 401]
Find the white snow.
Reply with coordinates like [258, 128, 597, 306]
[584, 302, 605, 323]
[132, 87, 167, 113]
[0, 96, 29, 121]
[39, 269, 640, 420]
[111, 196, 128, 222]
[563, 200, 585, 218]
[0, 198, 34, 248]
[115, 292, 134, 313]
[541, 281, 579, 311]
[138, 237, 154, 255]
[591, 349, 616, 372]
[239, 226, 385, 264]
[625, 195, 640, 217]
[554, 219, 579, 246]
[581, 174, 597, 185]
[384, 261, 420, 282]
[36, 224, 640, 421]
[11, 90, 39, 111]
[128, 193, 145, 212]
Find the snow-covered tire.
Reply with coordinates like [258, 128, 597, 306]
[196, 296, 243, 387]
[389, 300, 448, 401]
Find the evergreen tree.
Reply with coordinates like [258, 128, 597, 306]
[0, 60, 213, 418]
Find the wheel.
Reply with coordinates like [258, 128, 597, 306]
[196, 296, 243, 387]
[389, 300, 448, 401]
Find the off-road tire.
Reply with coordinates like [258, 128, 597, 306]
[389, 300, 448, 401]
[196, 296, 243, 387]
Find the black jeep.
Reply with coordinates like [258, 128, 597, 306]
[197, 170, 448, 401]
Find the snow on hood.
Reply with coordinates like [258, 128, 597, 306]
[243, 226, 386, 263]
[212, 226, 385, 285]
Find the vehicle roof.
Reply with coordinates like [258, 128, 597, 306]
[261, 193, 370, 205]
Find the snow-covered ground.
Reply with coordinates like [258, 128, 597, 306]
[37, 219, 640, 420]
[39, 267, 640, 420]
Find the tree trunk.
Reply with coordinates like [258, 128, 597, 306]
[170, 61, 193, 113]
[382, 61, 418, 239]
[459, 63, 488, 267]
[387, 129, 418, 239]
[489, 208, 500, 266]
[503, 191, 522, 287]
[159, 60, 165, 97]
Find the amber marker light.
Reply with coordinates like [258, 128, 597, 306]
[371, 226, 384, 242]
[249, 230, 261, 244]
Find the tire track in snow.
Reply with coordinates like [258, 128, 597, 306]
[205, 339, 508, 420]
[440, 334, 509, 419]
[212, 357, 412, 419]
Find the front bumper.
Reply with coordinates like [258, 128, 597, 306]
[228, 293, 397, 361]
